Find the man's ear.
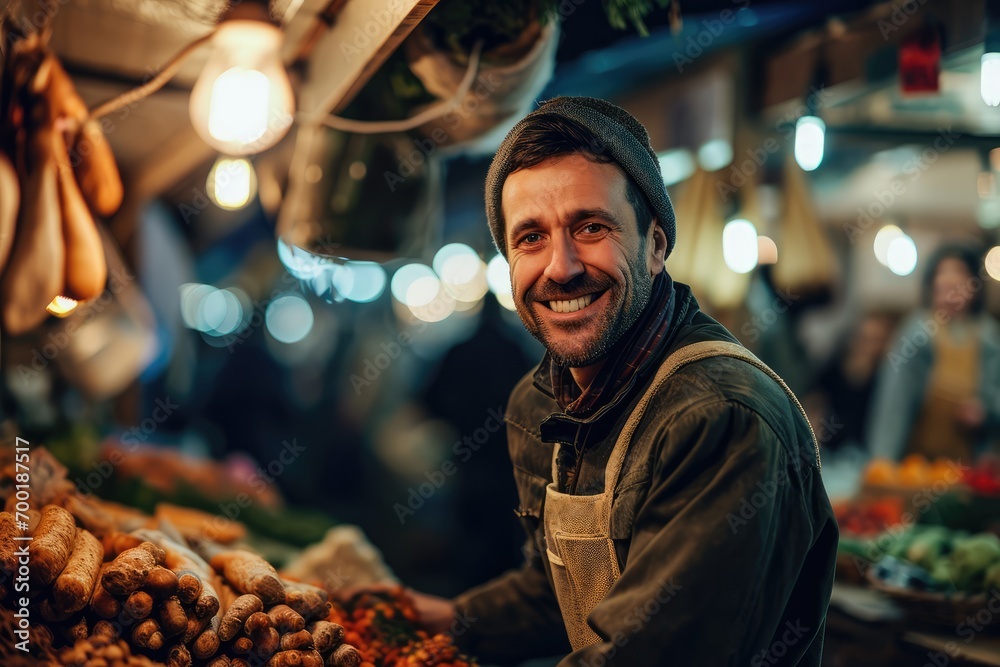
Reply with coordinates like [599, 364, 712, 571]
[646, 220, 667, 276]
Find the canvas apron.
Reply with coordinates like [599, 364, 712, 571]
[543, 341, 820, 650]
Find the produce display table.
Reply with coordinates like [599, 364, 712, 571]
[826, 584, 1000, 667]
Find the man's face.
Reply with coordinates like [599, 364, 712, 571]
[502, 153, 667, 367]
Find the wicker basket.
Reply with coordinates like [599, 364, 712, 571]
[866, 570, 999, 631]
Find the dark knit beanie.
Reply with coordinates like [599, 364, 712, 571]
[484, 96, 676, 259]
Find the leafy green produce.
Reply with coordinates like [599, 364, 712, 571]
[905, 527, 951, 571]
[985, 562, 1000, 593]
[951, 533, 1000, 592]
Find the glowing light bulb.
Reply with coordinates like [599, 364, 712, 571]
[982, 53, 1000, 107]
[189, 11, 295, 155]
[886, 234, 918, 276]
[873, 225, 903, 266]
[46, 295, 79, 318]
[794, 116, 825, 171]
[986, 246, 1000, 281]
[722, 218, 758, 274]
[207, 157, 257, 210]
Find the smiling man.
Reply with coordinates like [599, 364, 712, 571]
[412, 97, 838, 666]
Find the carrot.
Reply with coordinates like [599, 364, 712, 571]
[101, 541, 165, 596]
[268, 604, 304, 633]
[282, 579, 330, 622]
[192, 604, 222, 660]
[209, 549, 285, 606]
[280, 629, 314, 651]
[54, 103, 105, 301]
[267, 649, 324, 667]
[24, 509, 41, 535]
[251, 625, 280, 661]
[90, 564, 121, 619]
[91, 620, 118, 642]
[192, 626, 221, 660]
[176, 571, 203, 605]
[329, 644, 362, 667]
[71, 118, 123, 217]
[307, 621, 344, 655]
[27, 505, 75, 584]
[57, 494, 116, 537]
[219, 593, 263, 641]
[52, 528, 102, 613]
[209, 657, 234, 667]
[132, 618, 164, 650]
[131, 528, 218, 613]
[182, 613, 208, 644]
[123, 589, 153, 619]
[39, 596, 73, 622]
[244, 610, 271, 635]
[0, 511, 19, 575]
[1, 100, 65, 335]
[0, 150, 18, 274]
[232, 636, 253, 655]
[159, 595, 188, 637]
[143, 565, 179, 599]
[194, 575, 221, 619]
[101, 532, 143, 559]
[167, 642, 192, 667]
[58, 613, 89, 643]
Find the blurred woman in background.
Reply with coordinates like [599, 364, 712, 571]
[867, 244, 1000, 463]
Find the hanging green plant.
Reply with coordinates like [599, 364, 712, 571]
[421, 0, 673, 58]
[604, 0, 673, 37]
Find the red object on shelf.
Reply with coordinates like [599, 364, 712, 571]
[899, 24, 940, 94]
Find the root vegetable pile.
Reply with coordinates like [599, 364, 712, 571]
[0, 448, 480, 667]
[0, 505, 362, 666]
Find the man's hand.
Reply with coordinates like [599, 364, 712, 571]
[335, 584, 455, 636]
[405, 588, 456, 636]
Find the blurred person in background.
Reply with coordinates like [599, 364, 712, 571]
[867, 244, 1000, 463]
[804, 312, 897, 452]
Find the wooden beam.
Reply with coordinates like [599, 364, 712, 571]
[297, 0, 440, 122]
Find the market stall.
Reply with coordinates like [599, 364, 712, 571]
[1, 0, 1000, 665]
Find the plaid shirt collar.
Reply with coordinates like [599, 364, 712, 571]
[536, 272, 677, 417]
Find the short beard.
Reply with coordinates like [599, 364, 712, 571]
[517, 261, 655, 368]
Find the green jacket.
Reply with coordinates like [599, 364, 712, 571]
[453, 284, 838, 666]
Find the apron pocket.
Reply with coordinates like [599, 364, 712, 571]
[547, 534, 620, 649]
